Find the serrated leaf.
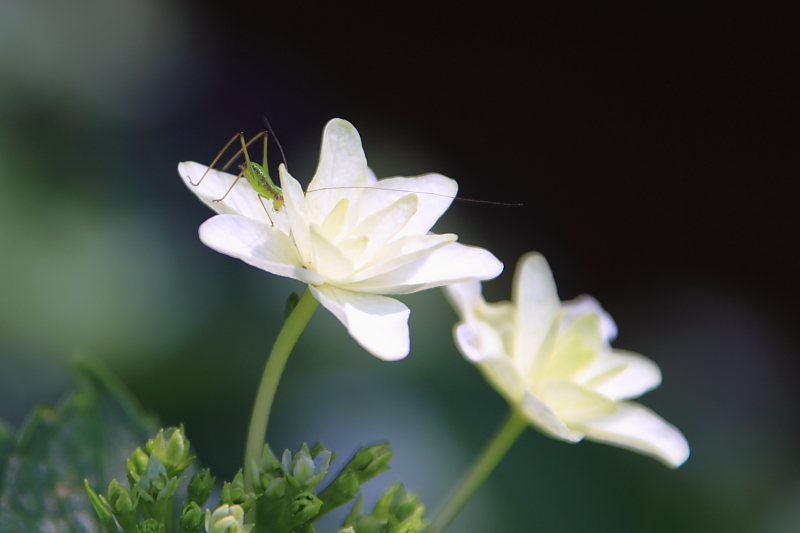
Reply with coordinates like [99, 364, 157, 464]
[0, 357, 156, 532]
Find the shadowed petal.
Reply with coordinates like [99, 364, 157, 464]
[344, 242, 503, 294]
[579, 402, 690, 467]
[309, 284, 410, 361]
[579, 350, 662, 401]
[199, 215, 324, 285]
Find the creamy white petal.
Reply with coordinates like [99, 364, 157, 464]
[513, 252, 561, 374]
[198, 215, 324, 285]
[346, 234, 457, 284]
[579, 402, 690, 467]
[178, 161, 289, 232]
[475, 356, 528, 404]
[306, 119, 368, 223]
[318, 198, 349, 242]
[453, 321, 506, 364]
[562, 294, 618, 342]
[310, 226, 355, 282]
[519, 390, 582, 442]
[351, 194, 419, 260]
[343, 242, 503, 294]
[309, 285, 410, 361]
[357, 174, 457, 237]
[541, 314, 602, 381]
[536, 379, 618, 424]
[279, 166, 313, 265]
[579, 350, 662, 401]
[444, 282, 484, 322]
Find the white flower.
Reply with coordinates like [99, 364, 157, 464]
[179, 119, 503, 361]
[445, 252, 689, 467]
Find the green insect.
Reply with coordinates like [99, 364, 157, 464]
[189, 131, 284, 226]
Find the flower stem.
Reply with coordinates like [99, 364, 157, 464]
[243, 287, 319, 491]
[431, 408, 529, 533]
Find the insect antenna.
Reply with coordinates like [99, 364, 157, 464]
[304, 186, 523, 207]
[263, 116, 289, 171]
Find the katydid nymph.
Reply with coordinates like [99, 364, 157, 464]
[189, 131, 284, 226]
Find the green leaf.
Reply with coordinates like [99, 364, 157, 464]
[0, 357, 157, 532]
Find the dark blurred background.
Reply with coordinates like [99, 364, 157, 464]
[1, 1, 798, 531]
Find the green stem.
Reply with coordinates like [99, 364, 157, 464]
[431, 408, 529, 533]
[243, 287, 319, 491]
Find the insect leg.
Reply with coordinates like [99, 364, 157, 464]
[213, 168, 246, 203]
[221, 131, 267, 172]
[189, 133, 242, 186]
[257, 194, 275, 227]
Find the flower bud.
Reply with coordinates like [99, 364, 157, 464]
[145, 426, 194, 478]
[137, 518, 165, 533]
[180, 502, 203, 533]
[317, 444, 392, 516]
[220, 469, 258, 512]
[292, 451, 316, 486]
[107, 479, 138, 532]
[205, 504, 253, 533]
[187, 468, 215, 506]
[264, 477, 286, 500]
[127, 447, 150, 485]
[283, 492, 322, 530]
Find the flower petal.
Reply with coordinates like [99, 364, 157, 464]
[178, 161, 289, 231]
[198, 215, 324, 285]
[519, 390, 582, 442]
[343, 242, 503, 294]
[357, 174, 457, 237]
[351, 193, 419, 261]
[310, 226, 355, 282]
[579, 349, 662, 401]
[542, 314, 602, 381]
[513, 252, 561, 374]
[306, 119, 368, 223]
[346, 233, 457, 284]
[536, 379, 619, 424]
[562, 294, 618, 341]
[579, 402, 690, 467]
[279, 165, 313, 265]
[309, 284, 410, 361]
[444, 282, 484, 322]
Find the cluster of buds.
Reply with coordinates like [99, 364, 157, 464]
[87, 427, 406, 533]
[85, 426, 214, 533]
[340, 484, 428, 533]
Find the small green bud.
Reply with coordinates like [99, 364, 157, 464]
[107, 479, 138, 532]
[180, 502, 203, 533]
[317, 444, 392, 517]
[220, 469, 258, 512]
[292, 451, 316, 486]
[264, 477, 286, 500]
[127, 447, 150, 485]
[187, 468, 215, 506]
[136, 453, 167, 500]
[205, 504, 253, 533]
[137, 518, 165, 533]
[107, 479, 135, 513]
[145, 426, 194, 478]
[284, 492, 322, 530]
